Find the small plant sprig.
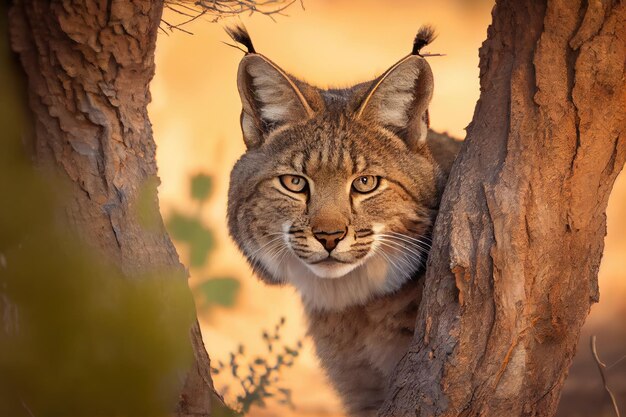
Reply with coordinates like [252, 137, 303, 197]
[212, 317, 303, 415]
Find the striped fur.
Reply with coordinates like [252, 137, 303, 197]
[226, 29, 460, 417]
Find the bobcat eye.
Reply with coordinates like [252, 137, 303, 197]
[352, 176, 379, 194]
[279, 175, 307, 193]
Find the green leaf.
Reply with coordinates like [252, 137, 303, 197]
[195, 277, 240, 309]
[166, 211, 214, 268]
[190, 174, 213, 201]
[189, 228, 215, 267]
[166, 211, 201, 242]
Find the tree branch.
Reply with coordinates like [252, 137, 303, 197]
[162, 0, 298, 33]
[591, 336, 622, 417]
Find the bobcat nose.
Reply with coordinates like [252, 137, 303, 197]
[313, 229, 347, 252]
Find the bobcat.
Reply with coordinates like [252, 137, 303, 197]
[226, 25, 460, 417]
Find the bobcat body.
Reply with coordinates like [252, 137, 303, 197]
[226, 25, 460, 417]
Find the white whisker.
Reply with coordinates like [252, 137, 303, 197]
[384, 231, 431, 248]
[372, 245, 405, 278]
[377, 240, 417, 272]
[265, 242, 289, 265]
[274, 246, 292, 273]
[377, 238, 427, 268]
[377, 237, 425, 267]
[381, 232, 431, 251]
[389, 230, 432, 249]
[247, 235, 285, 262]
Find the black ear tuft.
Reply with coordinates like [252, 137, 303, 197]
[225, 24, 256, 54]
[411, 25, 436, 56]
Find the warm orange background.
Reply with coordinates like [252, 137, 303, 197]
[150, 1, 625, 416]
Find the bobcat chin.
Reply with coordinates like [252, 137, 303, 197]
[226, 24, 460, 417]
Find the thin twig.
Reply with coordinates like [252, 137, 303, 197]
[607, 354, 626, 370]
[221, 41, 248, 54]
[161, 0, 299, 34]
[21, 399, 35, 417]
[161, 18, 195, 35]
[166, 5, 197, 17]
[591, 335, 622, 417]
[165, 9, 207, 32]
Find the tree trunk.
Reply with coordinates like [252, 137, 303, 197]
[8, 1, 215, 415]
[379, 1, 626, 416]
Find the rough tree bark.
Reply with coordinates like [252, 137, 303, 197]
[379, 1, 626, 416]
[8, 1, 216, 416]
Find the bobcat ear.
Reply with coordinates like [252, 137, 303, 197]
[227, 25, 314, 148]
[356, 26, 436, 151]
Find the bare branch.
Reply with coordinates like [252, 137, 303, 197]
[607, 354, 626, 370]
[221, 41, 249, 54]
[591, 336, 622, 417]
[161, 18, 195, 35]
[20, 399, 35, 417]
[161, 0, 300, 34]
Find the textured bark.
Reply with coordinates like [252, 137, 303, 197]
[379, 1, 626, 416]
[8, 1, 215, 415]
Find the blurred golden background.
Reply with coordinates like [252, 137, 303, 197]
[149, 1, 626, 415]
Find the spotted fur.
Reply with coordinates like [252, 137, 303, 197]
[226, 26, 460, 416]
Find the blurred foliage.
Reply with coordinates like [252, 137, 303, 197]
[168, 210, 216, 268]
[196, 277, 240, 310]
[191, 173, 214, 201]
[212, 318, 303, 415]
[0, 11, 195, 417]
[166, 173, 240, 311]
[165, 177, 302, 414]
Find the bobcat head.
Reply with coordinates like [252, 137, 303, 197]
[226, 25, 458, 311]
